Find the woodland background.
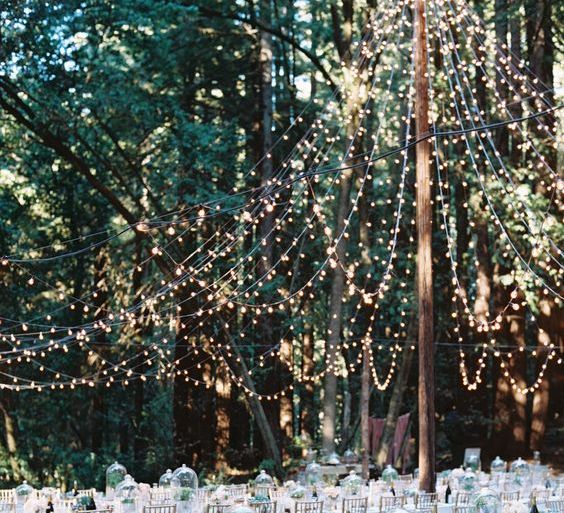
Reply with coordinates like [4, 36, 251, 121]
[0, 0, 562, 490]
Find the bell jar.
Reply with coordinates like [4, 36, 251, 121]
[460, 469, 477, 491]
[342, 449, 358, 465]
[255, 470, 275, 487]
[106, 461, 127, 498]
[116, 475, 139, 513]
[15, 481, 34, 505]
[159, 469, 177, 488]
[327, 452, 341, 465]
[382, 465, 399, 485]
[342, 470, 363, 496]
[171, 464, 198, 502]
[510, 458, 529, 475]
[490, 457, 506, 474]
[305, 461, 322, 486]
[472, 488, 501, 513]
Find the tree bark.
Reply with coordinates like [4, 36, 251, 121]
[0, 394, 21, 480]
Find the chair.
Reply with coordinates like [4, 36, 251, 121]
[455, 492, 472, 506]
[250, 501, 277, 513]
[0, 503, 15, 513]
[342, 497, 367, 513]
[269, 488, 288, 501]
[150, 489, 174, 504]
[415, 493, 437, 509]
[196, 489, 212, 503]
[398, 475, 413, 483]
[531, 490, 552, 504]
[294, 501, 323, 513]
[546, 499, 564, 513]
[453, 507, 472, 513]
[379, 495, 406, 512]
[77, 489, 96, 498]
[207, 504, 231, 513]
[0, 493, 14, 503]
[500, 491, 520, 503]
[144, 505, 177, 513]
[227, 485, 247, 499]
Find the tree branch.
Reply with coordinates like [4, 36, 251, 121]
[197, 6, 340, 95]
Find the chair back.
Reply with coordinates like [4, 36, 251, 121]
[546, 499, 564, 513]
[454, 506, 472, 513]
[294, 500, 323, 513]
[0, 502, 15, 513]
[144, 504, 177, 513]
[500, 491, 520, 503]
[342, 497, 367, 513]
[250, 501, 277, 513]
[379, 495, 405, 512]
[0, 493, 14, 503]
[269, 489, 287, 501]
[455, 492, 472, 506]
[415, 493, 437, 509]
[207, 504, 231, 513]
[150, 489, 174, 503]
[77, 489, 96, 498]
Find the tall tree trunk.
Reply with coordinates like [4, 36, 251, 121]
[322, 0, 357, 454]
[0, 394, 21, 480]
[215, 361, 232, 471]
[300, 307, 315, 442]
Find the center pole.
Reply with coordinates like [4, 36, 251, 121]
[414, 0, 435, 493]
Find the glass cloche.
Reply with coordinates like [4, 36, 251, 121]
[171, 464, 198, 501]
[305, 461, 322, 486]
[159, 469, 177, 488]
[472, 488, 501, 513]
[382, 465, 399, 485]
[255, 470, 274, 487]
[106, 461, 127, 498]
[342, 449, 358, 465]
[342, 470, 363, 496]
[460, 470, 477, 491]
[15, 481, 34, 504]
[116, 475, 139, 513]
[327, 452, 341, 465]
[490, 457, 506, 474]
[510, 458, 529, 476]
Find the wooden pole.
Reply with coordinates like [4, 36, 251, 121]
[360, 344, 370, 480]
[414, 0, 435, 493]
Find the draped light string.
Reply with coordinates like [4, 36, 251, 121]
[1, 0, 561, 396]
[428, 0, 562, 332]
[0, 0, 410, 388]
[428, 0, 561, 393]
[1, 1, 400, 344]
[436, 1, 563, 269]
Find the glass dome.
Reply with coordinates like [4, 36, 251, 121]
[15, 481, 34, 504]
[341, 470, 363, 496]
[460, 470, 477, 491]
[490, 457, 506, 474]
[342, 449, 358, 465]
[171, 465, 198, 502]
[382, 465, 399, 485]
[159, 469, 177, 488]
[255, 470, 274, 486]
[305, 461, 322, 486]
[472, 488, 501, 513]
[327, 452, 341, 465]
[510, 458, 530, 476]
[116, 475, 138, 513]
[106, 461, 127, 498]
